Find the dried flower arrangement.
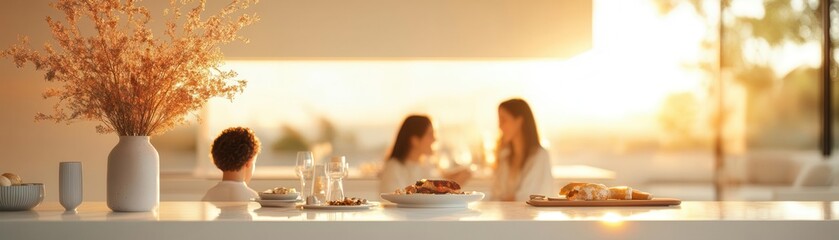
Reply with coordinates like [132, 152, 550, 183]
[1, 0, 258, 136]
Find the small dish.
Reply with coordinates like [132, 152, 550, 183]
[255, 199, 299, 208]
[0, 183, 45, 211]
[258, 192, 300, 201]
[301, 203, 376, 210]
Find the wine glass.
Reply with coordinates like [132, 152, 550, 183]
[295, 151, 314, 201]
[325, 156, 348, 202]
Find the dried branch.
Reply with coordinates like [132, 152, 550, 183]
[1, 0, 259, 136]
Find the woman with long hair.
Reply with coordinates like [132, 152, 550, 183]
[491, 98, 554, 201]
[379, 115, 471, 193]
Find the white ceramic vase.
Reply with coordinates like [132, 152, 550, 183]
[59, 162, 83, 211]
[107, 136, 159, 212]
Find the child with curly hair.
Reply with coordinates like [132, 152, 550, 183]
[202, 127, 262, 202]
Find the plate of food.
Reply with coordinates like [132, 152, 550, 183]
[255, 199, 299, 208]
[259, 187, 300, 201]
[302, 197, 375, 210]
[526, 182, 681, 207]
[380, 179, 484, 208]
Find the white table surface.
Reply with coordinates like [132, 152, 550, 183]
[2, 201, 838, 240]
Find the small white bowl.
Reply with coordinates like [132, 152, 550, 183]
[0, 183, 44, 211]
[255, 199, 299, 208]
[258, 192, 300, 201]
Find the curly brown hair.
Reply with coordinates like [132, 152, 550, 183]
[211, 127, 261, 172]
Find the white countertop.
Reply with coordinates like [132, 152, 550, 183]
[2, 201, 839, 240]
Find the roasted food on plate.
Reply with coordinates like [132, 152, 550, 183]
[559, 182, 653, 201]
[394, 179, 465, 194]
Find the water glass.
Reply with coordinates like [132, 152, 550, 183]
[295, 151, 314, 201]
[310, 164, 327, 203]
[59, 162, 83, 211]
[325, 156, 348, 202]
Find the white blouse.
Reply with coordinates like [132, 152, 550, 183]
[201, 180, 259, 202]
[378, 159, 441, 194]
[491, 147, 555, 201]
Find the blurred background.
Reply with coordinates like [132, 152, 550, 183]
[2, 0, 839, 202]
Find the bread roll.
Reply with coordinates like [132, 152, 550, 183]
[559, 182, 587, 196]
[608, 186, 633, 200]
[561, 182, 656, 201]
[0, 176, 10, 187]
[567, 183, 609, 201]
[631, 189, 653, 200]
[1, 173, 21, 185]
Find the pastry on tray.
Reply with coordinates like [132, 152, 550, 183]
[559, 182, 653, 201]
[559, 182, 586, 196]
[608, 186, 632, 200]
[566, 183, 609, 201]
[630, 189, 653, 200]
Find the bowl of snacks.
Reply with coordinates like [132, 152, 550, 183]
[259, 187, 299, 201]
[0, 173, 44, 211]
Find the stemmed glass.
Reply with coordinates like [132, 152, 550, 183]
[325, 156, 348, 202]
[295, 151, 314, 201]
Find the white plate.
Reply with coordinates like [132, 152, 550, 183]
[255, 199, 299, 208]
[301, 204, 375, 210]
[380, 192, 485, 208]
[258, 192, 300, 201]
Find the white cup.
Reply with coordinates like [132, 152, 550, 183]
[59, 162, 83, 211]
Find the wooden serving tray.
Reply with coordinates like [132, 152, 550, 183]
[526, 198, 681, 207]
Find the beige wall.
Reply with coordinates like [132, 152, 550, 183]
[0, 63, 115, 201]
[228, 0, 592, 58]
[1, 0, 591, 59]
[0, 1, 114, 202]
[0, 0, 591, 202]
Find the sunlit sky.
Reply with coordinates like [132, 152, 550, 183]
[206, 0, 820, 151]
